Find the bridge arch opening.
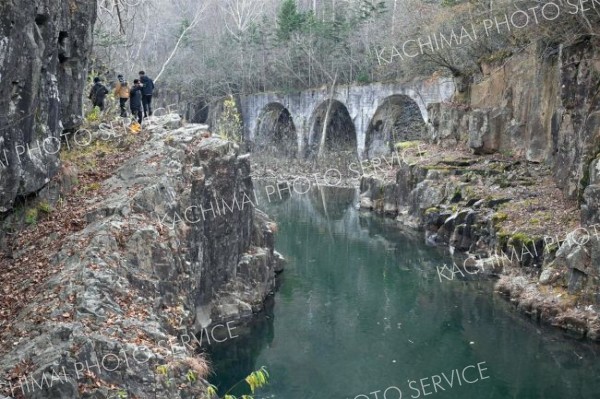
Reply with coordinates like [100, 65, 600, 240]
[307, 100, 357, 158]
[365, 95, 427, 158]
[254, 103, 297, 157]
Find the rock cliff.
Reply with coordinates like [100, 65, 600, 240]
[0, 0, 96, 212]
[429, 38, 600, 205]
[0, 117, 283, 398]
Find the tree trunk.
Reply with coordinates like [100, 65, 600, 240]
[318, 72, 338, 158]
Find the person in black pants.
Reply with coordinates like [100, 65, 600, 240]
[138, 70, 155, 117]
[114, 74, 130, 117]
[130, 79, 144, 124]
[89, 77, 109, 111]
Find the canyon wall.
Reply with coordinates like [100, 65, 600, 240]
[430, 38, 600, 210]
[0, 119, 283, 398]
[0, 0, 97, 212]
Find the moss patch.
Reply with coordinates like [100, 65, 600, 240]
[394, 141, 421, 150]
[25, 208, 39, 225]
[425, 207, 439, 215]
[492, 212, 508, 225]
[508, 232, 537, 248]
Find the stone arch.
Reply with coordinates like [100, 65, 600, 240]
[254, 103, 297, 157]
[306, 99, 357, 158]
[365, 95, 428, 158]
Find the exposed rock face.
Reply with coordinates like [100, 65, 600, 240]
[0, 0, 96, 212]
[358, 146, 599, 340]
[0, 118, 283, 398]
[427, 103, 468, 145]
[468, 43, 562, 162]
[428, 38, 600, 202]
[582, 158, 600, 225]
[554, 38, 600, 201]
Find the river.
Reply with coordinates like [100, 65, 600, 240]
[206, 185, 600, 399]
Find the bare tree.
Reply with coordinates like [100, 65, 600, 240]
[154, 2, 207, 83]
[92, 0, 600, 102]
[219, 0, 265, 40]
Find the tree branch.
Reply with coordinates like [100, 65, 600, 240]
[154, 5, 206, 84]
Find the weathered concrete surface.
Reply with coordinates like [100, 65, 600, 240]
[0, 0, 97, 212]
[239, 78, 455, 158]
[0, 117, 283, 398]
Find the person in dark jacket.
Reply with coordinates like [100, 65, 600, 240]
[129, 79, 144, 124]
[138, 70, 155, 117]
[89, 77, 109, 111]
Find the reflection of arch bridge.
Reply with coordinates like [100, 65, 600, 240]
[239, 78, 455, 159]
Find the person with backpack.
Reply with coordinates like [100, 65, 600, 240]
[129, 79, 144, 124]
[114, 74, 130, 117]
[138, 70, 155, 117]
[89, 77, 109, 111]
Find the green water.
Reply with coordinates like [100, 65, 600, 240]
[207, 186, 600, 399]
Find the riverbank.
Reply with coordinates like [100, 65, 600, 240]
[357, 141, 600, 340]
[251, 139, 600, 341]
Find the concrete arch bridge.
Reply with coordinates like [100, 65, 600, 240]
[239, 78, 455, 159]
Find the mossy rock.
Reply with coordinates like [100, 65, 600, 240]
[423, 165, 457, 172]
[544, 243, 559, 256]
[25, 208, 39, 225]
[463, 186, 476, 198]
[492, 212, 508, 225]
[394, 141, 421, 150]
[37, 201, 53, 214]
[497, 231, 511, 247]
[508, 232, 537, 248]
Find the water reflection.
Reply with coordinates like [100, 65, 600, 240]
[208, 185, 600, 399]
[308, 185, 355, 221]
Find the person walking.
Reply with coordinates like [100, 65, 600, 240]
[138, 71, 155, 117]
[89, 77, 109, 111]
[114, 74, 130, 117]
[130, 79, 144, 124]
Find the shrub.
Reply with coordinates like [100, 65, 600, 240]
[215, 96, 243, 143]
[37, 201, 53, 214]
[86, 106, 101, 123]
[25, 208, 39, 225]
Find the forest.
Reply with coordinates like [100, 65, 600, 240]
[94, 0, 600, 101]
